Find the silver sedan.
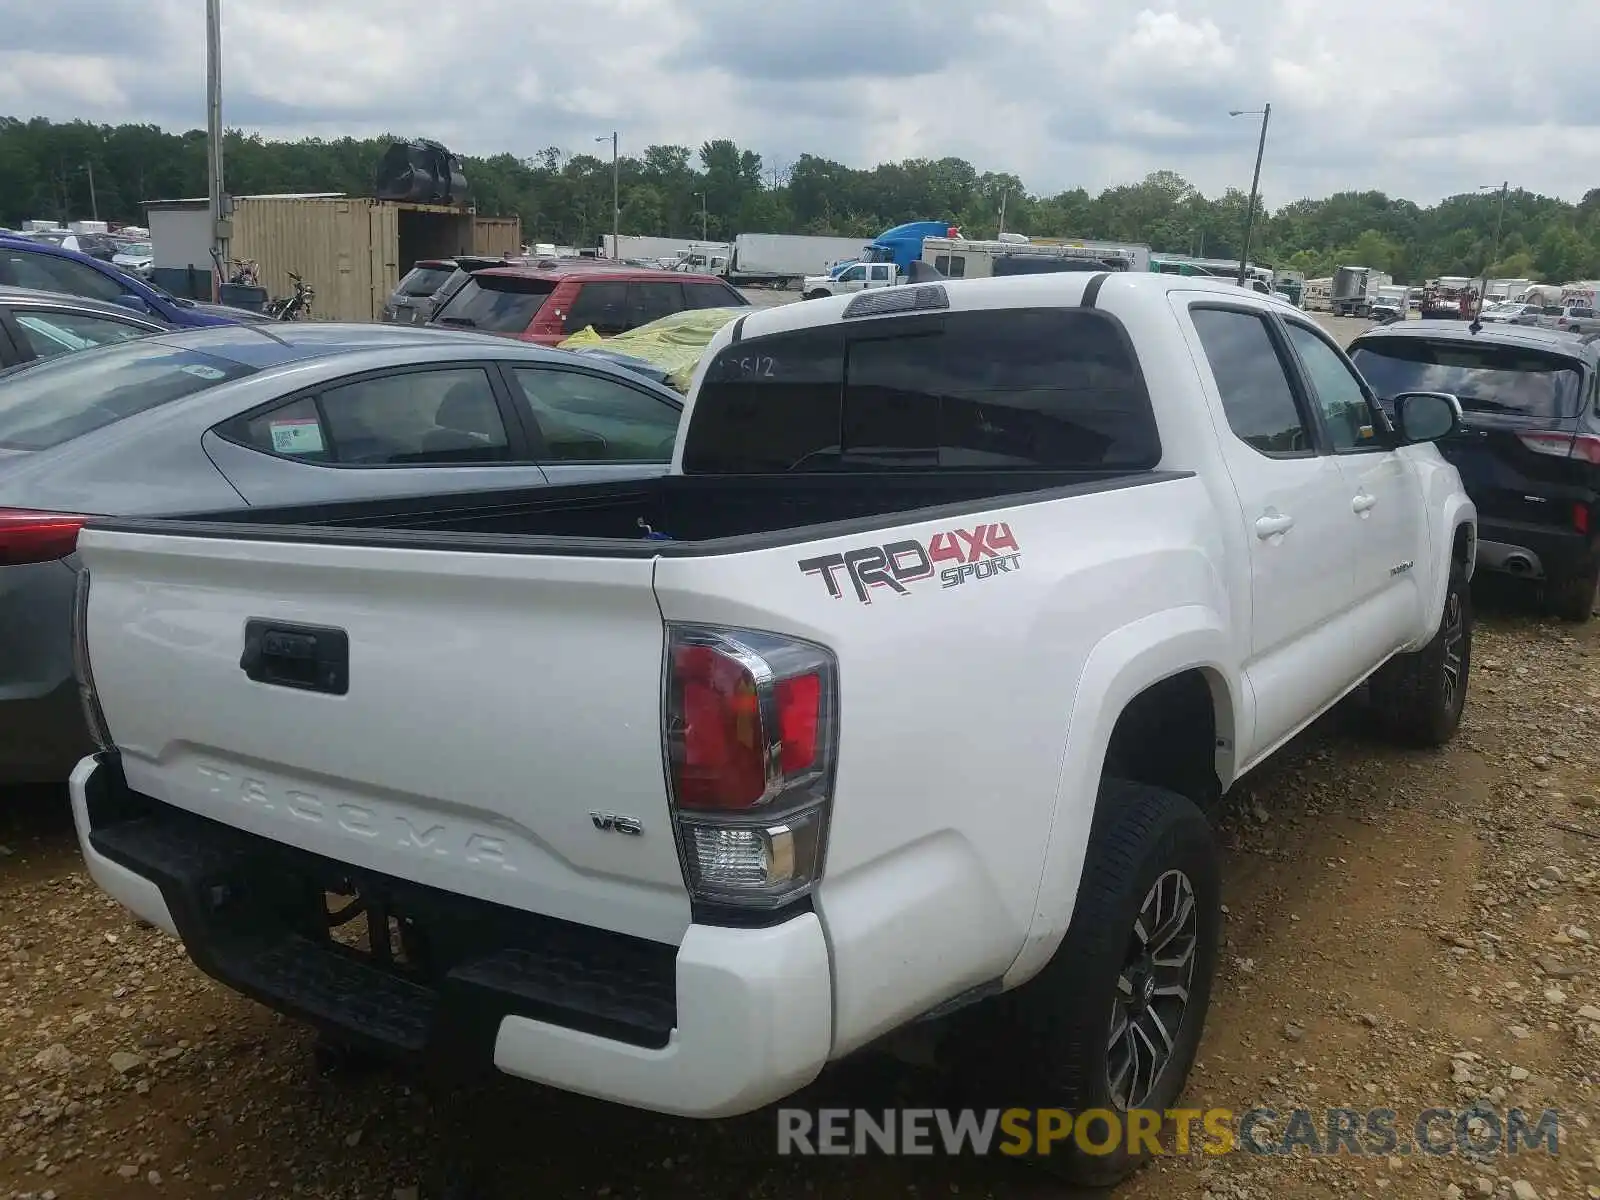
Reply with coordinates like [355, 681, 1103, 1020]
[0, 321, 691, 783]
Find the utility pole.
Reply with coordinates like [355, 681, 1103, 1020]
[997, 189, 1008, 238]
[1229, 103, 1271, 287]
[1477, 181, 1508, 315]
[595, 132, 619, 257]
[695, 191, 708, 241]
[85, 161, 99, 222]
[206, 0, 228, 296]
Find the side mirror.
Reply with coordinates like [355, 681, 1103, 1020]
[1393, 391, 1463, 444]
[111, 294, 151, 314]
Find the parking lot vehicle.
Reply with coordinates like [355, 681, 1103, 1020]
[0, 322, 686, 784]
[1349, 319, 1600, 619]
[68, 273, 1475, 1185]
[1539, 304, 1598, 335]
[382, 256, 509, 325]
[1331, 265, 1393, 318]
[0, 286, 163, 367]
[109, 240, 154, 279]
[1478, 302, 1543, 325]
[0, 235, 264, 327]
[431, 265, 749, 346]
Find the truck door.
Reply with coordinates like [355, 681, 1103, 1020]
[1278, 319, 1426, 659]
[1177, 298, 1363, 755]
[833, 264, 867, 293]
[865, 264, 894, 290]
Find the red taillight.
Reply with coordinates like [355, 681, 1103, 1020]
[1574, 504, 1590, 535]
[777, 673, 821, 773]
[0, 509, 88, 566]
[665, 625, 839, 907]
[673, 643, 767, 809]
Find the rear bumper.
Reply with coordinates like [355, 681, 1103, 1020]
[70, 754, 833, 1118]
[1477, 517, 1596, 582]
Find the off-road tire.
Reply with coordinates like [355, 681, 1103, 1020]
[1546, 562, 1599, 623]
[952, 779, 1220, 1187]
[1368, 562, 1471, 745]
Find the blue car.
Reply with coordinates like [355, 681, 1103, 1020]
[0, 234, 265, 328]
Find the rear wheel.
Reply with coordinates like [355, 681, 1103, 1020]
[804, 290, 830, 301]
[1368, 561, 1471, 744]
[1546, 561, 1600, 622]
[952, 779, 1221, 1187]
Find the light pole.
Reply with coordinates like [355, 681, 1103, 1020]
[694, 190, 708, 241]
[1476, 181, 1509, 312]
[596, 132, 619, 257]
[1228, 104, 1271, 287]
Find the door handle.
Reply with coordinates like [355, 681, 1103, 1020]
[1352, 492, 1378, 514]
[1255, 513, 1295, 538]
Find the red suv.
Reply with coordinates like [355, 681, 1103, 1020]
[429, 264, 750, 345]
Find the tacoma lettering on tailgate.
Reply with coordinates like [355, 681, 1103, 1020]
[798, 522, 1022, 604]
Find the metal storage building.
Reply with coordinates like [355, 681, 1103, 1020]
[144, 193, 521, 321]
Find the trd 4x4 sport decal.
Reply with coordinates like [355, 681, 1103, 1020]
[798, 522, 1022, 604]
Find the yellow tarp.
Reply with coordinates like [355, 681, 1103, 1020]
[558, 306, 747, 393]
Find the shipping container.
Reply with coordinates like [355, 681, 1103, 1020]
[142, 193, 520, 320]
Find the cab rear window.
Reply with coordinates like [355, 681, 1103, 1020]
[682, 308, 1159, 473]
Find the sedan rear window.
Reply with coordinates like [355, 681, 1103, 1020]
[432, 275, 556, 333]
[1349, 338, 1584, 419]
[0, 341, 255, 450]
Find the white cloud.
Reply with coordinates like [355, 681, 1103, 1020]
[0, 0, 1595, 207]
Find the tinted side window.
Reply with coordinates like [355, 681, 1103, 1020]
[628, 281, 685, 327]
[1283, 322, 1378, 451]
[681, 281, 749, 310]
[511, 368, 680, 462]
[564, 281, 630, 334]
[838, 266, 865, 283]
[684, 309, 1159, 473]
[1190, 308, 1311, 456]
[318, 368, 510, 465]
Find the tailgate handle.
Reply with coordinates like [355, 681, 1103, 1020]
[240, 620, 350, 695]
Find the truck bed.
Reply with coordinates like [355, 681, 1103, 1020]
[93, 469, 1182, 556]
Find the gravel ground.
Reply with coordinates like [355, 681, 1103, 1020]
[5, 307, 1595, 1200]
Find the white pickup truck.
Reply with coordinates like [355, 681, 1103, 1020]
[69, 273, 1476, 1184]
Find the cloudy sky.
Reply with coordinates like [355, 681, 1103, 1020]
[1, 0, 1595, 208]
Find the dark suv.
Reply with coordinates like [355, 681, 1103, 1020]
[381, 255, 511, 325]
[430, 265, 749, 345]
[1348, 320, 1600, 619]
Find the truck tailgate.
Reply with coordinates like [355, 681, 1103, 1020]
[76, 527, 691, 946]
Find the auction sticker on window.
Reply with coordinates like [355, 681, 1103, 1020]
[180, 363, 227, 381]
[269, 417, 325, 454]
